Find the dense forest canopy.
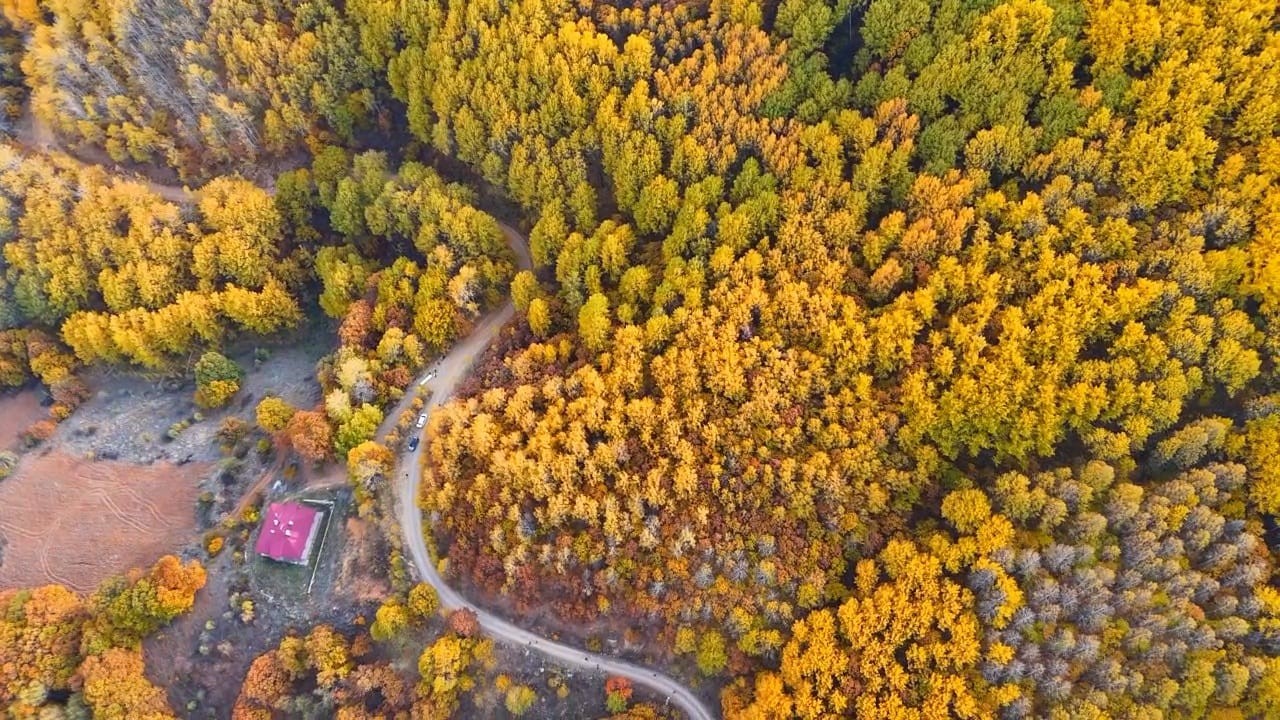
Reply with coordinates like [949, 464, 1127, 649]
[3, 0, 377, 175]
[0, 556, 206, 718]
[0, 0, 1276, 717]
[391, 0, 1280, 715]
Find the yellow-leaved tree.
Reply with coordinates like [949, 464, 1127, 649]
[726, 539, 1014, 719]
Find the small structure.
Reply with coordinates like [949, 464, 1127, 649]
[254, 502, 323, 565]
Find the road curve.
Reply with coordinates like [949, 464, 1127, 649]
[389, 224, 717, 720]
[10, 115, 717, 719]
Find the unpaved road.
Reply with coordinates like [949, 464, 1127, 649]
[13, 114, 717, 719]
[13, 106, 193, 204]
[386, 225, 717, 720]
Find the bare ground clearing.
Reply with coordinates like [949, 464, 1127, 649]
[0, 388, 44, 450]
[55, 332, 328, 466]
[146, 488, 393, 717]
[0, 450, 207, 592]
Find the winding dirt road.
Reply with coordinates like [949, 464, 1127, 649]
[13, 106, 193, 204]
[385, 224, 716, 720]
[11, 113, 717, 718]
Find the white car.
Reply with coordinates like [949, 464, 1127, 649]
[415, 413, 428, 429]
[419, 370, 437, 386]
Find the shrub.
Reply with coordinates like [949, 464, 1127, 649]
[194, 379, 240, 409]
[166, 420, 190, 439]
[408, 583, 440, 621]
[217, 417, 250, 446]
[605, 676, 632, 713]
[205, 536, 224, 557]
[696, 630, 727, 676]
[255, 396, 296, 432]
[370, 599, 410, 641]
[674, 626, 696, 654]
[50, 375, 90, 410]
[446, 608, 479, 638]
[389, 551, 409, 592]
[194, 351, 243, 386]
[0, 450, 17, 479]
[193, 352, 243, 408]
[23, 420, 56, 446]
[505, 685, 537, 716]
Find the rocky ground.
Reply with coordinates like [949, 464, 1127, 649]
[54, 327, 331, 466]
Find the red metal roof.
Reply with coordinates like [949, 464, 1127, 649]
[254, 502, 322, 564]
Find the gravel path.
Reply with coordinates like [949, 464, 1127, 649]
[386, 225, 717, 720]
[12, 111, 716, 718]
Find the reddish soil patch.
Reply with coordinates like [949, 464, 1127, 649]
[338, 517, 391, 602]
[0, 450, 207, 592]
[0, 389, 44, 450]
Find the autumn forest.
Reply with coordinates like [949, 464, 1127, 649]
[2, 0, 1280, 717]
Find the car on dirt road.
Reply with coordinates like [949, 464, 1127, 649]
[416, 413, 428, 428]
[407, 437, 419, 451]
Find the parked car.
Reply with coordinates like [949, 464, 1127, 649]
[416, 413, 428, 428]
[407, 437, 420, 451]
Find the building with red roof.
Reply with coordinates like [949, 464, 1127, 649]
[255, 502, 323, 565]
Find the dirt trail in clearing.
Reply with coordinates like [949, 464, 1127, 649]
[0, 451, 206, 592]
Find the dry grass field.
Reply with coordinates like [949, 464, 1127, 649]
[0, 450, 207, 591]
